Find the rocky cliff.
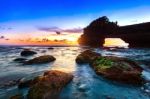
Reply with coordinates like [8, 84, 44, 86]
[78, 16, 150, 47]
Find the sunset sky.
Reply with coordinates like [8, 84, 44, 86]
[0, 0, 150, 45]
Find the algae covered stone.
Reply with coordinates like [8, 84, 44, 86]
[27, 70, 73, 99]
[92, 56, 144, 85]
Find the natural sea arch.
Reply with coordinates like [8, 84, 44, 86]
[103, 38, 129, 48]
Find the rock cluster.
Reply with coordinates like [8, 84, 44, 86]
[76, 50, 144, 85]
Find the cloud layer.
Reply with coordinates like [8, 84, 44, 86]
[37, 26, 83, 33]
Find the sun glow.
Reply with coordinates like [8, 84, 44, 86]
[103, 38, 129, 48]
[0, 32, 82, 45]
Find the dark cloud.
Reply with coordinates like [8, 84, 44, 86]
[37, 26, 61, 32]
[37, 26, 83, 33]
[0, 36, 4, 39]
[0, 36, 9, 40]
[63, 28, 83, 33]
[5, 39, 9, 40]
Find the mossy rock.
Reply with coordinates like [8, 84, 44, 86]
[27, 70, 73, 99]
[76, 50, 101, 64]
[24, 55, 56, 65]
[92, 56, 144, 85]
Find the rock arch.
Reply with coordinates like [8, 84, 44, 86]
[78, 16, 150, 47]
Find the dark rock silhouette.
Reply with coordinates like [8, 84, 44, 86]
[13, 58, 27, 62]
[24, 55, 56, 65]
[78, 16, 118, 47]
[76, 50, 101, 64]
[21, 50, 37, 56]
[78, 16, 150, 47]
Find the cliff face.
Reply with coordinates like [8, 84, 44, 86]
[78, 16, 150, 47]
[78, 16, 118, 47]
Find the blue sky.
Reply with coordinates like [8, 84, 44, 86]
[0, 0, 150, 44]
[1, 0, 150, 23]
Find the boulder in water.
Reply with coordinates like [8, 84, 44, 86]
[13, 58, 27, 62]
[24, 55, 56, 65]
[76, 50, 101, 64]
[48, 47, 54, 50]
[27, 70, 73, 99]
[20, 50, 37, 56]
[91, 56, 144, 85]
[18, 76, 40, 88]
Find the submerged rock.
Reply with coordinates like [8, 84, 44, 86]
[48, 47, 54, 50]
[14, 58, 27, 62]
[21, 50, 37, 56]
[1, 80, 19, 88]
[18, 77, 38, 88]
[9, 94, 23, 99]
[24, 55, 56, 65]
[27, 70, 73, 99]
[91, 56, 144, 85]
[41, 50, 47, 53]
[76, 50, 101, 64]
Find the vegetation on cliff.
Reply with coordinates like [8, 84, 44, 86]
[78, 16, 150, 47]
[78, 16, 118, 47]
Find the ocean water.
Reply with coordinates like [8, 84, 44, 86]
[0, 46, 150, 99]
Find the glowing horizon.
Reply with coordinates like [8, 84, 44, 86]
[0, 0, 150, 45]
[0, 32, 82, 45]
[103, 38, 129, 48]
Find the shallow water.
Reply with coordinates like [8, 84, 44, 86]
[0, 46, 150, 99]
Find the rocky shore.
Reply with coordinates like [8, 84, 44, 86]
[76, 50, 144, 85]
[0, 47, 149, 99]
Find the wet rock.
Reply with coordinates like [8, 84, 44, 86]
[76, 50, 101, 64]
[48, 47, 54, 50]
[1, 80, 19, 88]
[18, 77, 38, 88]
[24, 55, 56, 65]
[41, 50, 47, 53]
[27, 70, 73, 99]
[9, 94, 23, 99]
[21, 50, 37, 56]
[14, 58, 27, 62]
[91, 56, 144, 85]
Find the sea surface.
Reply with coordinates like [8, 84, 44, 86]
[0, 46, 150, 99]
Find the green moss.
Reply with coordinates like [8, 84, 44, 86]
[94, 57, 114, 69]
